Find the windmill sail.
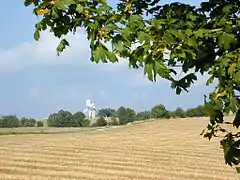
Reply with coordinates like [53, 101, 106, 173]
[84, 99, 97, 118]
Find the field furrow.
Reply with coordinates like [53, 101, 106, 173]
[0, 117, 237, 179]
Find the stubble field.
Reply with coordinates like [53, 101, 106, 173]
[0, 117, 237, 180]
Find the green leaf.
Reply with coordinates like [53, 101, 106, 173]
[233, 109, 240, 128]
[187, 13, 197, 21]
[105, 23, 116, 32]
[63, 0, 76, 5]
[51, 7, 59, 19]
[129, 15, 144, 29]
[186, 38, 198, 49]
[106, 51, 118, 63]
[138, 31, 151, 44]
[106, 14, 122, 23]
[172, 30, 185, 40]
[229, 97, 237, 113]
[178, 52, 186, 59]
[92, 46, 108, 63]
[228, 63, 236, 78]
[177, 73, 197, 91]
[87, 22, 99, 29]
[194, 29, 205, 38]
[221, 57, 230, 67]
[34, 29, 40, 41]
[182, 61, 189, 73]
[24, 0, 33, 6]
[206, 76, 214, 86]
[99, 47, 107, 62]
[215, 99, 223, 110]
[151, 19, 165, 28]
[176, 86, 182, 95]
[221, 135, 240, 166]
[57, 39, 69, 55]
[76, 4, 84, 13]
[35, 22, 42, 29]
[55, 2, 67, 10]
[222, 4, 234, 14]
[134, 46, 144, 58]
[24, 0, 39, 6]
[119, 28, 132, 40]
[218, 17, 227, 27]
[156, 62, 170, 79]
[186, 21, 194, 28]
[92, 48, 100, 63]
[233, 71, 240, 84]
[144, 63, 154, 81]
[218, 33, 237, 50]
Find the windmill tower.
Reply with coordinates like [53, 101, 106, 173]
[83, 99, 97, 118]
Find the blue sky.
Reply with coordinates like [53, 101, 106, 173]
[0, 0, 212, 119]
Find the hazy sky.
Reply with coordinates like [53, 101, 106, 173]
[0, 0, 212, 119]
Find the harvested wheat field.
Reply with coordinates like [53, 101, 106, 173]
[0, 117, 237, 180]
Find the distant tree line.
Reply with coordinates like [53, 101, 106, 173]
[0, 104, 207, 128]
[0, 115, 43, 128]
[47, 110, 89, 127]
[94, 104, 207, 126]
[136, 105, 207, 121]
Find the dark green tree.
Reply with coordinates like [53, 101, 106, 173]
[164, 111, 172, 119]
[24, 0, 240, 167]
[20, 117, 37, 127]
[47, 112, 58, 127]
[185, 108, 196, 117]
[82, 119, 91, 127]
[117, 107, 136, 125]
[195, 105, 207, 117]
[185, 105, 207, 117]
[72, 111, 86, 127]
[0, 115, 20, 128]
[136, 111, 151, 121]
[48, 110, 73, 127]
[20, 117, 28, 127]
[173, 108, 186, 118]
[36, 121, 44, 127]
[27, 118, 37, 127]
[97, 108, 117, 117]
[151, 104, 168, 119]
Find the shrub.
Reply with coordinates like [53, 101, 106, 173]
[151, 104, 167, 119]
[28, 118, 37, 127]
[108, 117, 119, 126]
[173, 108, 186, 118]
[20, 118, 36, 127]
[82, 119, 90, 127]
[47, 110, 73, 127]
[37, 121, 44, 127]
[97, 108, 117, 117]
[20, 117, 28, 127]
[185, 105, 207, 117]
[72, 111, 86, 127]
[0, 115, 20, 128]
[164, 111, 171, 119]
[136, 111, 151, 121]
[117, 107, 136, 125]
[92, 117, 107, 127]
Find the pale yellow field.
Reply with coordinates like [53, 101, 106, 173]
[0, 117, 237, 180]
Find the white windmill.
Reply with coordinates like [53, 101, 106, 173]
[83, 99, 97, 118]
